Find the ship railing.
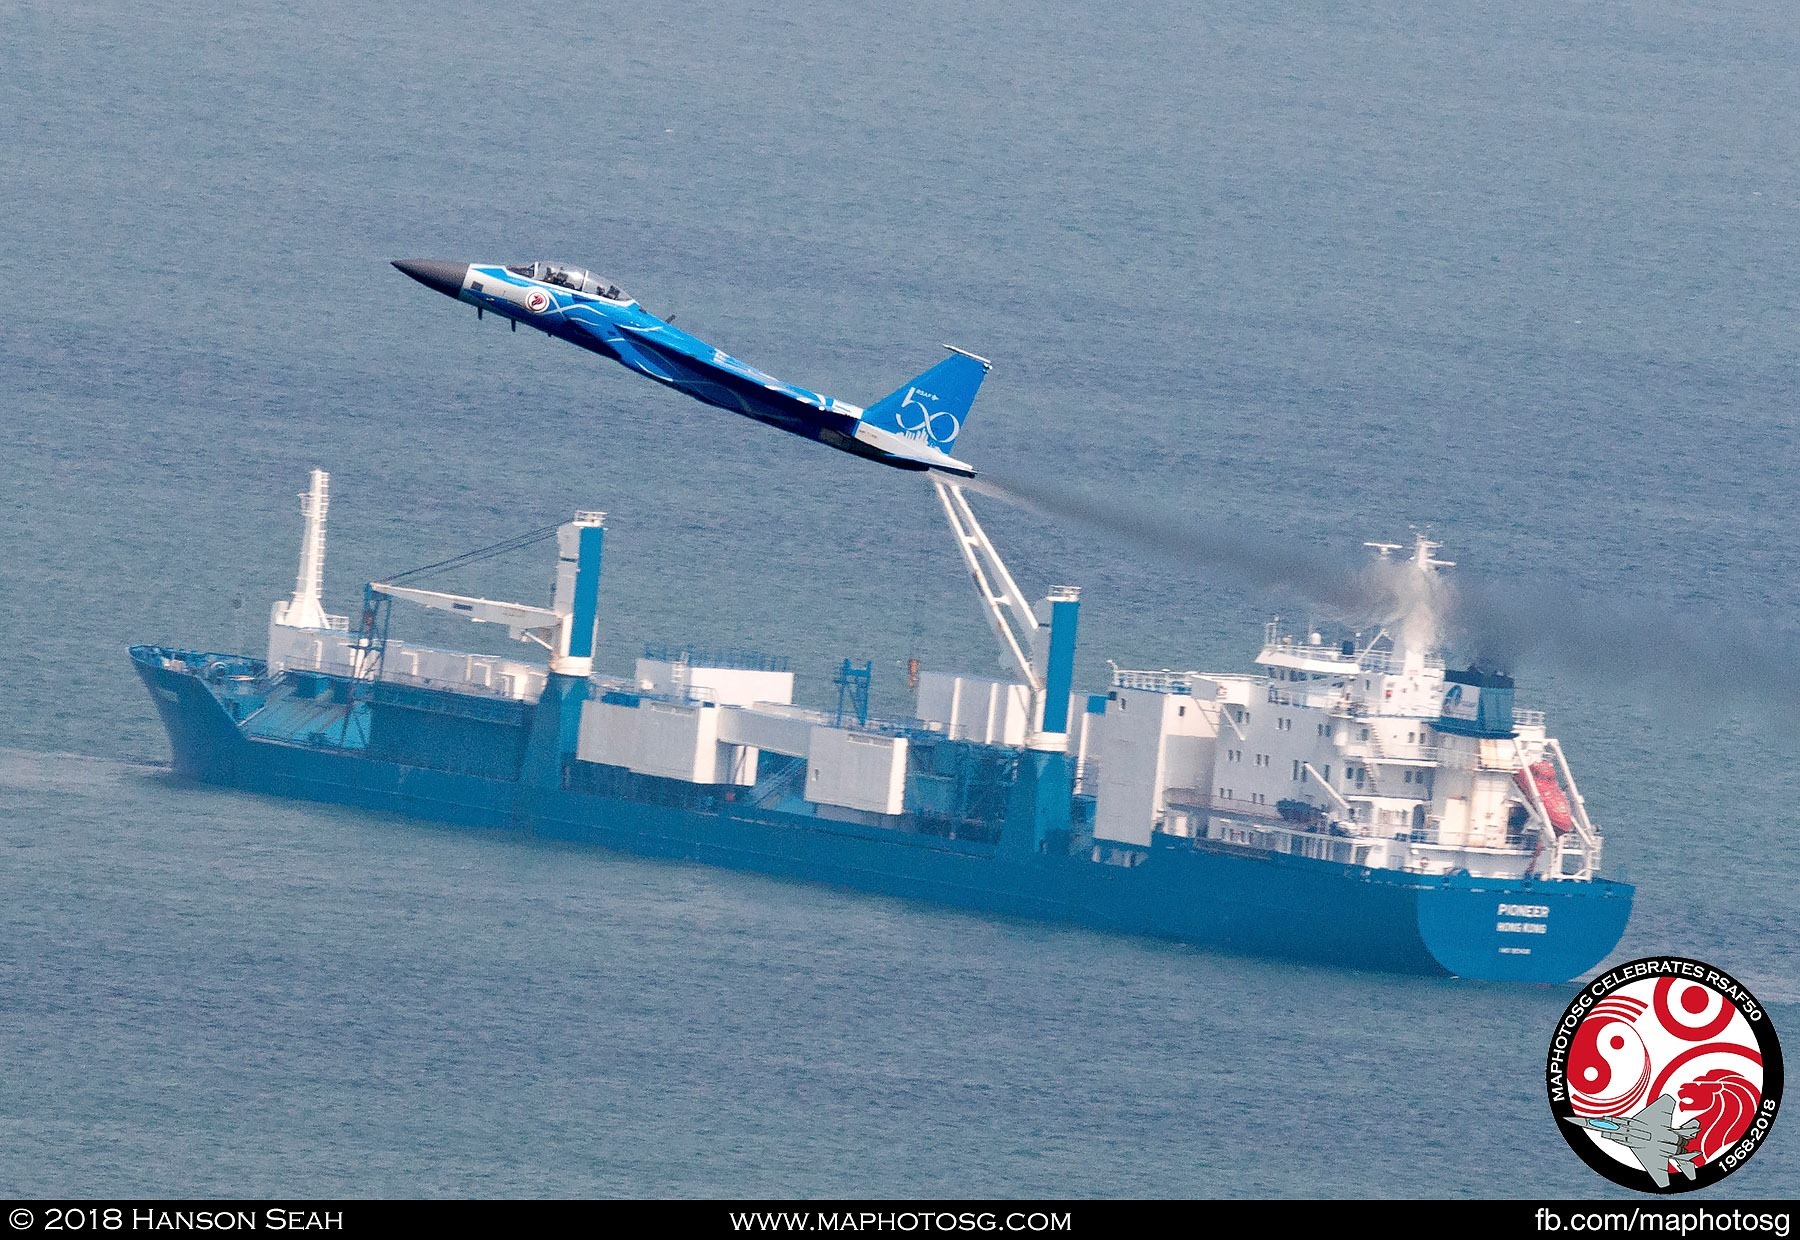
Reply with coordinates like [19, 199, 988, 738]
[747, 755, 809, 809]
[1346, 743, 1447, 766]
[372, 665, 540, 702]
[1355, 649, 1446, 674]
[1111, 668, 1193, 694]
[1432, 744, 1535, 773]
[1386, 838, 1546, 879]
[741, 701, 837, 723]
[1265, 686, 1341, 710]
[1190, 807, 1395, 868]
[1514, 708, 1546, 726]
[1168, 790, 1304, 825]
[1169, 796, 1273, 830]
[279, 650, 358, 677]
[1258, 637, 1361, 666]
[642, 643, 790, 673]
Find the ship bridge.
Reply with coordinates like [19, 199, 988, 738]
[1079, 535, 1606, 883]
[1256, 626, 1363, 678]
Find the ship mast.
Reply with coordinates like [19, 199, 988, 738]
[279, 468, 331, 631]
[1366, 533, 1454, 674]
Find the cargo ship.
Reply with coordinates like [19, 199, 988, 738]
[132, 471, 1633, 982]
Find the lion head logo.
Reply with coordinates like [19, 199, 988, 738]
[1678, 1069, 1761, 1164]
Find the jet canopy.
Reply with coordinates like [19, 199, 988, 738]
[506, 262, 628, 301]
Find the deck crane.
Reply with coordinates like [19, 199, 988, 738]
[930, 479, 1081, 754]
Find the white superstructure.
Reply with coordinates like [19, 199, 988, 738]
[1086, 536, 1602, 880]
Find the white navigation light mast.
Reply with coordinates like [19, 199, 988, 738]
[280, 468, 331, 631]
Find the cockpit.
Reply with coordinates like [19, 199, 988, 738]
[504, 262, 628, 301]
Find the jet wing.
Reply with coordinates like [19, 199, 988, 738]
[562, 317, 680, 381]
[1629, 1096, 1681, 1189]
[616, 322, 834, 410]
[562, 310, 847, 434]
[1632, 1149, 1672, 1190]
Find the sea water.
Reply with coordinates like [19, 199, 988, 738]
[2, 0, 1795, 1198]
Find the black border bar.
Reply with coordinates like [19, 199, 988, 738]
[2, 1201, 1796, 1236]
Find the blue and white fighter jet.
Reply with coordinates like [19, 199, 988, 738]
[393, 259, 989, 478]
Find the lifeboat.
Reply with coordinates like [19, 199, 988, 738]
[1515, 760, 1575, 834]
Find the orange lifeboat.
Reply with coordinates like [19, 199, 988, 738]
[1514, 760, 1575, 834]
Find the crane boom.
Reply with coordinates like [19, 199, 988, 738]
[367, 583, 563, 649]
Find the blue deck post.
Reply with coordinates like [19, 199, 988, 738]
[568, 522, 604, 664]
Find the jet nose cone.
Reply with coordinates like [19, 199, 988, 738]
[391, 259, 471, 298]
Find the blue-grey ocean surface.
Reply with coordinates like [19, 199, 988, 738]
[2, 0, 1796, 1199]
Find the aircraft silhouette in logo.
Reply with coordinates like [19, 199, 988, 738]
[1563, 1095, 1702, 1188]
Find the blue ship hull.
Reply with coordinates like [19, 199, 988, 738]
[132, 647, 1634, 984]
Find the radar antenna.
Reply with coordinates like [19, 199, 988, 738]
[1411, 533, 1456, 572]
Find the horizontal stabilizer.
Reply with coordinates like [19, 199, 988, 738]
[861, 348, 991, 453]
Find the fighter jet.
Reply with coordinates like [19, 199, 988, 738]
[392, 259, 988, 478]
[1563, 1095, 1702, 1188]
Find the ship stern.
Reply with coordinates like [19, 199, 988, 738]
[1415, 873, 1634, 983]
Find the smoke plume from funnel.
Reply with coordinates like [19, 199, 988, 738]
[973, 471, 1800, 732]
[1448, 576, 1800, 730]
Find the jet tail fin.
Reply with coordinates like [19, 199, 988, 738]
[861, 347, 991, 454]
